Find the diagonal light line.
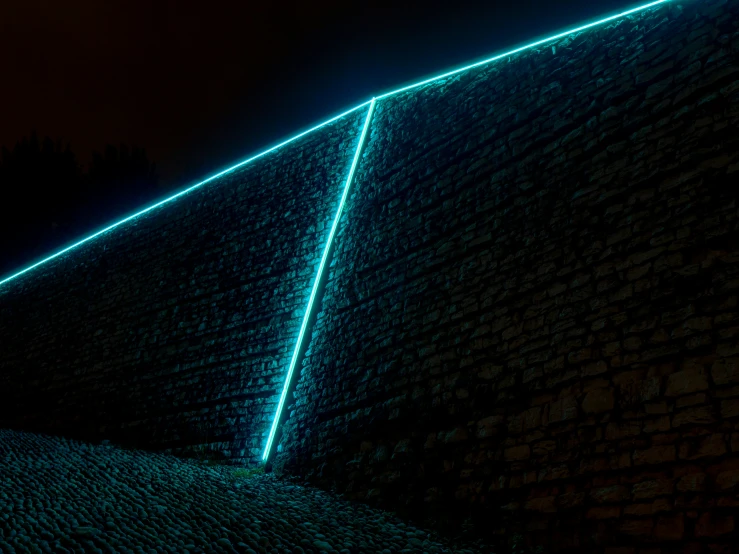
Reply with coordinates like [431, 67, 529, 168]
[0, 0, 675, 459]
[377, 0, 672, 100]
[0, 100, 373, 290]
[262, 98, 377, 462]
[260, 1, 674, 462]
[0, 1, 673, 292]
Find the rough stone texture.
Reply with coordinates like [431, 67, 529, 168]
[275, 0, 739, 552]
[0, 107, 370, 467]
[0, 428, 485, 554]
[2, 0, 739, 551]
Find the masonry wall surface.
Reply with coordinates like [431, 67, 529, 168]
[275, 0, 739, 551]
[2, 0, 739, 551]
[0, 107, 369, 467]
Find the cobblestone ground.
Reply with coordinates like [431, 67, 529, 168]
[0, 429, 488, 554]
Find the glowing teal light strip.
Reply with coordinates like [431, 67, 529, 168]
[0, 101, 373, 289]
[0, 0, 672, 460]
[260, 0, 672, 461]
[262, 98, 377, 462]
[376, 0, 671, 99]
[0, 0, 670, 293]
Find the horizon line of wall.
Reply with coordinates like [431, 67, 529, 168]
[0, 0, 673, 289]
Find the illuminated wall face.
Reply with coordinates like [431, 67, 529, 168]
[0, 101, 372, 290]
[261, 99, 377, 462]
[0, 0, 674, 465]
[0, 0, 671, 292]
[260, 0, 673, 461]
[0, 106, 373, 467]
[374, 0, 672, 99]
[271, 0, 738, 549]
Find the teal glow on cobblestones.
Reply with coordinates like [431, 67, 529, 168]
[0, 101, 372, 289]
[262, 99, 377, 462]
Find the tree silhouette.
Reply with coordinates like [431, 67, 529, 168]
[73, 144, 159, 232]
[0, 134, 160, 277]
[0, 133, 82, 275]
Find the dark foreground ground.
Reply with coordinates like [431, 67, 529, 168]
[0, 429, 491, 554]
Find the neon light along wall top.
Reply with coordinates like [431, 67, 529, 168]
[0, 0, 673, 463]
[0, 0, 672, 290]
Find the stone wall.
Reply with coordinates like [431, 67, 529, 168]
[2, 0, 739, 550]
[0, 107, 370, 467]
[275, 0, 739, 551]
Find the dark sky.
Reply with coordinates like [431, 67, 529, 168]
[3, 0, 636, 188]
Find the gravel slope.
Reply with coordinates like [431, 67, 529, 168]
[0, 429, 487, 554]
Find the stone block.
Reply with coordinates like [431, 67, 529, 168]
[505, 444, 531, 461]
[675, 393, 707, 409]
[582, 360, 608, 376]
[715, 469, 739, 490]
[557, 491, 585, 509]
[476, 415, 502, 438]
[606, 421, 641, 440]
[532, 440, 556, 457]
[442, 427, 468, 444]
[590, 485, 629, 503]
[568, 347, 593, 364]
[676, 473, 706, 492]
[732, 433, 739, 452]
[679, 434, 727, 460]
[522, 406, 542, 430]
[619, 518, 654, 537]
[524, 496, 556, 512]
[721, 399, 739, 418]
[632, 478, 674, 499]
[633, 445, 676, 466]
[694, 513, 735, 537]
[665, 368, 709, 396]
[653, 513, 684, 541]
[586, 506, 621, 519]
[624, 498, 672, 516]
[615, 370, 660, 406]
[672, 406, 714, 427]
[582, 388, 615, 414]
[711, 346, 739, 369]
[643, 416, 671, 434]
[549, 395, 578, 424]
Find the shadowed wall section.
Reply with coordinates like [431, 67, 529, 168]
[275, 0, 739, 551]
[0, 106, 370, 467]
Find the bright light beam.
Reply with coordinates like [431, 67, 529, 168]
[260, 0, 672, 460]
[376, 0, 672, 99]
[0, 0, 672, 292]
[0, 101, 373, 290]
[262, 98, 377, 462]
[0, 0, 673, 460]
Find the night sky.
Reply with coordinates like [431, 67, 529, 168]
[1, 0, 634, 272]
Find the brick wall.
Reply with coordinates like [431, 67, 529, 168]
[0, 107, 370, 467]
[275, 0, 739, 551]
